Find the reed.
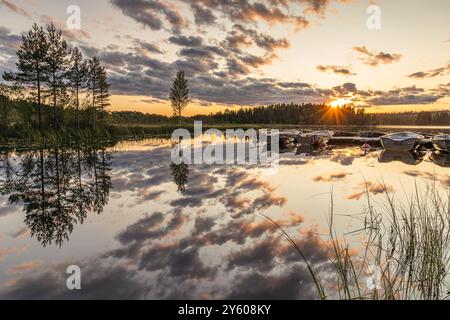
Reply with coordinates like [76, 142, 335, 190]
[265, 180, 450, 300]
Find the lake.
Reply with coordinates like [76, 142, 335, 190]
[0, 137, 449, 299]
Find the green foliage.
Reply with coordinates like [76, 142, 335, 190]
[3, 23, 49, 127]
[45, 22, 71, 129]
[170, 70, 189, 124]
[0, 143, 113, 247]
[67, 46, 89, 129]
[1, 22, 110, 133]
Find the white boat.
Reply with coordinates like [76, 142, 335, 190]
[380, 132, 424, 152]
[431, 134, 450, 153]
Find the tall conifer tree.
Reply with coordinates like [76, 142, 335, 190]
[45, 23, 70, 130]
[3, 23, 49, 128]
[170, 71, 189, 125]
[68, 47, 88, 129]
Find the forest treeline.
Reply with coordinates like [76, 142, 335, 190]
[108, 105, 449, 126]
[192, 104, 377, 125]
[375, 111, 450, 126]
[3, 93, 449, 132]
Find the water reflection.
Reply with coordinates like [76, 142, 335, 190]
[295, 145, 324, 156]
[430, 152, 450, 167]
[378, 150, 425, 165]
[170, 141, 190, 193]
[0, 138, 449, 299]
[170, 162, 189, 193]
[0, 143, 112, 247]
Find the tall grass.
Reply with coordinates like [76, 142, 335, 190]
[264, 180, 450, 300]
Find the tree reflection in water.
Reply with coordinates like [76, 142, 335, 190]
[170, 140, 189, 193]
[0, 143, 112, 247]
[170, 161, 189, 193]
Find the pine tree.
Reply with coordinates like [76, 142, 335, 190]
[170, 70, 189, 125]
[2, 23, 49, 128]
[0, 92, 8, 126]
[87, 57, 102, 130]
[68, 47, 88, 129]
[45, 23, 70, 130]
[97, 65, 110, 121]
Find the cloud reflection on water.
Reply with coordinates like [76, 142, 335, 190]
[0, 138, 449, 299]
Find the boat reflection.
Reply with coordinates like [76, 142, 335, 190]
[0, 143, 113, 247]
[430, 151, 450, 167]
[295, 144, 324, 156]
[378, 150, 425, 165]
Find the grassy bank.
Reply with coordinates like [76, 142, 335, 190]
[0, 123, 289, 145]
[2, 122, 449, 146]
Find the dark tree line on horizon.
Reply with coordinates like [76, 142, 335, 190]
[194, 103, 378, 126]
[0, 23, 110, 132]
[109, 106, 450, 127]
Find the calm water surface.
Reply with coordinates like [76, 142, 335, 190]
[0, 138, 449, 299]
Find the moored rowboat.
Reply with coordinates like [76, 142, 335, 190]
[380, 132, 424, 152]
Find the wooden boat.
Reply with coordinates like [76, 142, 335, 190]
[431, 134, 450, 153]
[380, 132, 424, 152]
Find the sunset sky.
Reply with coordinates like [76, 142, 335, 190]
[0, 0, 449, 115]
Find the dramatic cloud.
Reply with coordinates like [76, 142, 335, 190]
[168, 35, 203, 47]
[0, 198, 18, 217]
[346, 181, 394, 200]
[403, 170, 450, 188]
[230, 24, 291, 52]
[0, 262, 146, 299]
[313, 171, 352, 182]
[0, 0, 31, 18]
[317, 65, 355, 76]
[353, 46, 402, 67]
[364, 85, 447, 106]
[195, 0, 308, 29]
[6, 261, 44, 275]
[39, 15, 91, 40]
[132, 38, 163, 55]
[190, 3, 216, 25]
[111, 0, 188, 33]
[408, 64, 450, 79]
[0, 26, 21, 55]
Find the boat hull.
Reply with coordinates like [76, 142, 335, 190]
[379, 150, 423, 165]
[380, 137, 420, 152]
[432, 140, 450, 153]
[430, 152, 450, 167]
